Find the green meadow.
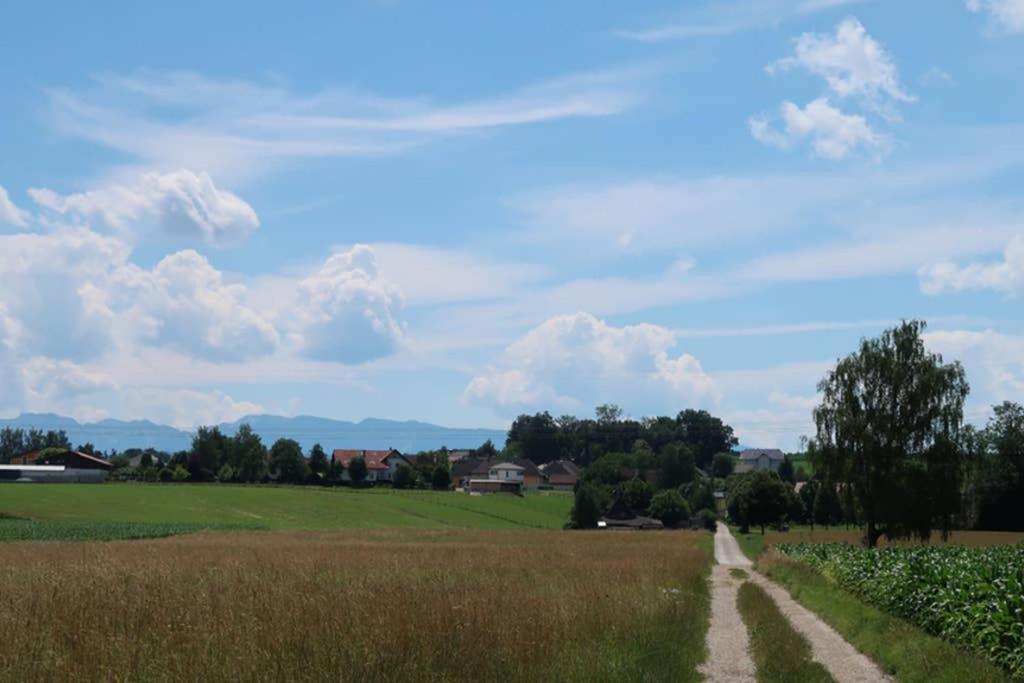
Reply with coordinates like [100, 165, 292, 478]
[0, 483, 573, 534]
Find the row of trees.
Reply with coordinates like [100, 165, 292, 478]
[507, 406, 737, 468]
[0, 428, 72, 463]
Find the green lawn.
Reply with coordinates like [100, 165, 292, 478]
[0, 484, 573, 531]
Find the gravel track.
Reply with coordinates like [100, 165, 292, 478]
[700, 522, 893, 683]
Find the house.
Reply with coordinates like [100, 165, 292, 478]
[736, 448, 786, 473]
[540, 459, 580, 490]
[469, 461, 524, 494]
[516, 459, 543, 490]
[447, 450, 472, 465]
[1, 449, 112, 483]
[331, 448, 411, 483]
[452, 457, 490, 489]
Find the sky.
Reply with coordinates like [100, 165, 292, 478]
[0, 0, 1022, 449]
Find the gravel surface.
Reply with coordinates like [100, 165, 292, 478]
[704, 522, 894, 683]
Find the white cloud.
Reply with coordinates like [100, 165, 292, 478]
[769, 17, 913, 110]
[967, 0, 1024, 33]
[750, 97, 883, 159]
[465, 313, 717, 415]
[29, 170, 259, 246]
[44, 68, 648, 183]
[125, 250, 279, 361]
[292, 245, 406, 364]
[924, 329, 1024, 414]
[21, 357, 115, 402]
[0, 186, 29, 227]
[919, 237, 1024, 296]
[0, 307, 25, 412]
[617, 0, 867, 42]
[0, 228, 126, 360]
[368, 243, 550, 306]
[115, 388, 264, 430]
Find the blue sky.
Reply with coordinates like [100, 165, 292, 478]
[1, 0, 1022, 448]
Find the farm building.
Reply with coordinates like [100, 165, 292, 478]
[331, 448, 411, 483]
[735, 448, 785, 473]
[599, 496, 664, 530]
[1, 449, 112, 483]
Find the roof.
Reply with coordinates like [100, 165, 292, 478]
[541, 459, 580, 477]
[447, 450, 472, 463]
[489, 462, 524, 471]
[19, 449, 113, 469]
[738, 448, 786, 462]
[332, 449, 403, 471]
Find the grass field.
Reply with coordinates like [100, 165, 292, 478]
[0, 483, 573, 532]
[0, 528, 712, 682]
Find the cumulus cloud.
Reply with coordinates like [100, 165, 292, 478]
[126, 250, 279, 360]
[919, 237, 1024, 296]
[769, 17, 913, 110]
[0, 228, 280, 363]
[0, 307, 25, 411]
[464, 313, 718, 414]
[0, 186, 29, 227]
[967, 0, 1024, 33]
[750, 97, 883, 159]
[29, 170, 259, 245]
[292, 245, 405, 364]
[0, 228, 127, 360]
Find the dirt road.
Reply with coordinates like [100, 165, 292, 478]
[700, 522, 893, 683]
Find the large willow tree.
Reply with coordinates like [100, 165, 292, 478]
[811, 320, 969, 548]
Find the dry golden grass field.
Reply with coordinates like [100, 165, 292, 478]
[0, 529, 712, 682]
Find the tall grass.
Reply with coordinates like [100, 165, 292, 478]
[0, 529, 711, 682]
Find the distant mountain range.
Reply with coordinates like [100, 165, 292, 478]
[0, 413, 508, 455]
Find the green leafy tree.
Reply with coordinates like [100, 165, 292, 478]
[269, 438, 308, 485]
[229, 423, 268, 483]
[595, 404, 624, 423]
[392, 463, 416, 489]
[778, 457, 795, 484]
[728, 470, 792, 534]
[968, 402, 1024, 530]
[172, 465, 190, 482]
[657, 442, 695, 489]
[77, 443, 98, 456]
[649, 490, 690, 527]
[474, 440, 499, 459]
[159, 467, 173, 482]
[308, 443, 329, 479]
[616, 477, 653, 512]
[711, 452, 735, 478]
[506, 412, 562, 465]
[189, 426, 228, 481]
[570, 482, 606, 529]
[687, 477, 715, 514]
[677, 409, 738, 470]
[431, 465, 452, 490]
[812, 320, 969, 547]
[813, 481, 844, 528]
[348, 456, 369, 486]
[798, 479, 820, 526]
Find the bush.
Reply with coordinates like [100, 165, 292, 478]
[172, 465, 190, 482]
[649, 490, 690, 527]
[431, 465, 451, 490]
[392, 464, 416, 489]
[217, 464, 235, 482]
[615, 477, 652, 513]
[571, 483, 606, 529]
[158, 467, 173, 482]
[696, 508, 717, 531]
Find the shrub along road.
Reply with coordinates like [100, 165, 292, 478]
[701, 523, 892, 683]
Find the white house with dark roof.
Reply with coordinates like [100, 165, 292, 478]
[736, 448, 786, 473]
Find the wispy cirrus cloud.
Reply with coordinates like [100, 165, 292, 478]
[966, 0, 1024, 34]
[45, 67, 653, 183]
[617, 0, 868, 42]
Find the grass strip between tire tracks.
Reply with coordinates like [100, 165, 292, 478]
[736, 578, 834, 683]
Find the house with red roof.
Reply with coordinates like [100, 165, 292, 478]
[331, 448, 411, 483]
